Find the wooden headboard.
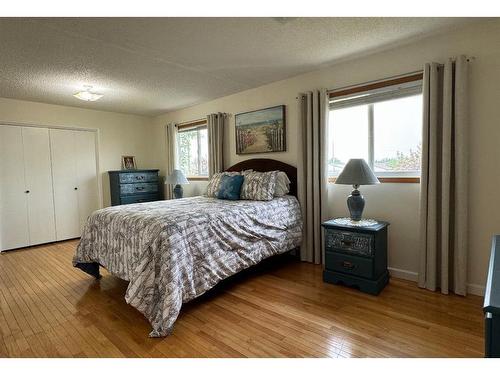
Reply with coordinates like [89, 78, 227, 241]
[225, 158, 297, 197]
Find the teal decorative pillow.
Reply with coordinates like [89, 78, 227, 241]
[206, 171, 240, 197]
[216, 174, 244, 200]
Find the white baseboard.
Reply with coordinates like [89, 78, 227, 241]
[388, 267, 418, 282]
[467, 283, 485, 296]
[388, 267, 485, 296]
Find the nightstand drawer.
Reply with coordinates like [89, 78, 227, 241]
[325, 252, 373, 279]
[325, 229, 373, 256]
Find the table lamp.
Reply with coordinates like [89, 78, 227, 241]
[335, 159, 379, 221]
[165, 169, 189, 199]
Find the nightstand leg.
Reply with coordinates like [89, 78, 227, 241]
[323, 270, 389, 295]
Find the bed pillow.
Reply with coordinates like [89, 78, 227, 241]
[240, 170, 278, 201]
[206, 171, 240, 197]
[274, 171, 291, 197]
[216, 174, 244, 200]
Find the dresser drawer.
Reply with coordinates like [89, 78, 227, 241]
[325, 251, 373, 279]
[325, 229, 373, 257]
[120, 182, 158, 195]
[119, 172, 158, 184]
[120, 193, 160, 205]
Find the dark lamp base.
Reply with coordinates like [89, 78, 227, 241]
[347, 188, 365, 221]
[173, 184, 183, 199]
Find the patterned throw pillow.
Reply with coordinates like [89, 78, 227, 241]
[274, 171, 291, 197]
[240, 170, 279, 201]
[216, 175, 244, 200]
[206, 172, 240, 197]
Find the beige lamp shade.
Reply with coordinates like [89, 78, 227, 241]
[164, 169, 189, 185]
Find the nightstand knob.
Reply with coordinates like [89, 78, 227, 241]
[342, 261, 355, 270]
[341, 239, 354, 247]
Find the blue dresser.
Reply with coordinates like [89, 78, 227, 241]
[108, 169, 161, 206]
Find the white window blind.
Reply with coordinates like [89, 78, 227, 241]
[330, 79, 422, 109]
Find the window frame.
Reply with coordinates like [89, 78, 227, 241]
[176, 119, 209, 180]
[328, 73, 423, 184]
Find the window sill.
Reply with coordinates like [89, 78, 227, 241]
[187, 176, 209, 181]
[328, 177, 420, 184]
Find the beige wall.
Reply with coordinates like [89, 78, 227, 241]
[152, 19, 500, 294]
[0, 97, 156, 207]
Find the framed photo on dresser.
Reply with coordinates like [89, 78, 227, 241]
[121, 155, 137, 170]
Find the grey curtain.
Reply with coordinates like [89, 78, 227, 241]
[418, 55, 469, 295]
[207, 113, 227, 177]
[165, 122, 177, 200]
[297, 89, 329, 264]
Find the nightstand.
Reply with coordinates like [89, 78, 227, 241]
[322, 218, 390, 295]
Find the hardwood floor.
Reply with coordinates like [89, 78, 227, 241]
[0, 240, 484, 358]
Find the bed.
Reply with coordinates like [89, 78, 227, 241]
[73, 159, 303, 337]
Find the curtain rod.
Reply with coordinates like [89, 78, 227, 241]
[462, 56, 476, 62]
[437, 56, 476, 64]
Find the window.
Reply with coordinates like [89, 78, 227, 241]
[177, 121, 208, 178]
[328, 74, 423, 182]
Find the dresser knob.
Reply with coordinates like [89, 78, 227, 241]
[74, 187, 78, 190]
[25, 190, 30, 194]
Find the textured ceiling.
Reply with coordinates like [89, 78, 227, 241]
[0, 17, 475, 116]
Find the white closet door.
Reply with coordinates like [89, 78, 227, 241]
[0, 125, 29, 251]
[22, 127, 57, 246]
[50, 129, 80, 240]
[74, 131, 98, 230]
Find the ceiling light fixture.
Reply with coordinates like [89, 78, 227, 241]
[73, 85, 103, 102]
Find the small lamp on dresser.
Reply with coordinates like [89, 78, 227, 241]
[165, 169, 189, 199]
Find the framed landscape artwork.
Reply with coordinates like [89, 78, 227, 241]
[235, 105, 286, 154]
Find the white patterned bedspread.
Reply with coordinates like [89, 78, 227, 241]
[73, 195, 303, 337]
